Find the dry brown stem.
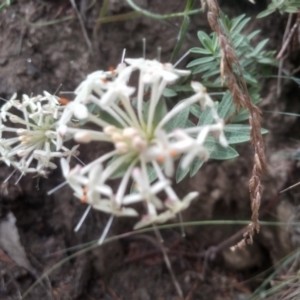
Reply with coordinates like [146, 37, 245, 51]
[202, 0, 266, 250]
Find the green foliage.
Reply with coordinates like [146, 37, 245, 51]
[175, 91, 268, 183]
[187, 14, 276, 89]
[257, 0, 300, 18]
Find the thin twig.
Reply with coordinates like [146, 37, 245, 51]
[277, 16, 299, 59]
[153, 225, 183, 299]
[126, 0, 202, 20]
[69, 0, 93, 54]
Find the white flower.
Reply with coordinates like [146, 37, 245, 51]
[93, 199, 138, 217]
[99, 66, 135, 107]
[140, 133, 178, 177]
[134, 203, 175, 229]
[61, 158, 86, 197]
[36, 58, 229, 237]
[81, 164, 113, 205]
[125, 58, 190, 83]
[165, 192, 199, 214]
[74, 71, 109, 103]
[123, 167, 170, 209]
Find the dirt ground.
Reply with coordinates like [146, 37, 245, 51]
[1, 0, 300, 299]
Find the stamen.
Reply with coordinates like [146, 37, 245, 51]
[59, 98, 70, 105]
[47, 181, 67, 195]
[170, 150, 178, 157]
[80, 186, 88, 203]
[157, 46, 161, 62]
[142, 38, 146, 58]
[157, 155, 165, 164]
[174, 49, 190, 67]
[98, 215, 114, 245]
[121, 48, 126, 63]
[74, 205, 92, 232]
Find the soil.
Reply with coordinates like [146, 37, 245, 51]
[0, 0, 300, 299]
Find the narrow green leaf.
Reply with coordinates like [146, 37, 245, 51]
[247, 30, 260, 41]
[206, 142, 239, 160]
[190, 103, 202, 118]
[170, 15, 190, 62]
[192, 62, 218, 74]
[231, 109, 250, 122]
[231, 17, 250, 36]
[152, 97, 168, 127]
[197, 31, 215, 53]
[165, 102, 190, 132]
[201, 68, 220, 79]
[211, 33, 219, 53]
[284, 7, 299, 13]
[257, 9, 276, 18]
[163, 88, 177, 97]
[197, 103, 218, 126]
[224, 125, 268, 144]
[187, 56, 215, 67]
[231, 14, 246, 31]
[176, 159, 190, 183]
[189, 157, 204, 177]
[190, 47, 211, 55]
[99, 110, 123, 128]
[172, 85, 193, 92]
[252, 39, 269, 56]
[217, 91, 235, 120]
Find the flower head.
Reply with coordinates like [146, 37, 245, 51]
[55, 57, 228, 232]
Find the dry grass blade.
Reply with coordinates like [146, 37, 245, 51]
[201, 0, 266, 250]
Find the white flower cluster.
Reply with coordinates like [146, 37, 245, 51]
[0, 92, 78, 178]
[0, 57, 228, 237]
[57, 58, 228, 232]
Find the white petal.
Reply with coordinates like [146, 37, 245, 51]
[60, 158, 70, 177]
[73, 103, 88, 119]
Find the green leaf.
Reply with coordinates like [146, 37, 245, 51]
[231, 17, 250, 36]
[217, 91, 235, 120]
[211, 33, 218, 53]
[190, 103, 202, 117]
[197, 31, 213, 52]
[190, 47, 211, 55]
[130, 164, 158, 193]
[197, 105, 216, 126]
[109, 155, 136, 179]
[170, 15, 190, 62]
[251, 39, 269, 56]
[152, 97, 168, 127]
[99, 110, 123, 128]
[231, 109, 250, 122]
[165, 102, 190, 132]
[247, 30, 260, 41]
[231, 14, 246, 31]
[192, 62, 218, 74]
[163, 88, 177, 97]
[243, 72, 258, 85]
[202, 68, 220, 79]
[176, 158, 190, 183]
[187, 56, 215, 67]
[146, 164, 158, 183]
[224, 125, 268, 144]
[206, 142, 239, 160]
[143, 97, 167, 126]
[284, 7, 299, 13]
[172, 85, 193, 92]
[189, 157, 204, 177]
[257, 9, 276, 18]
